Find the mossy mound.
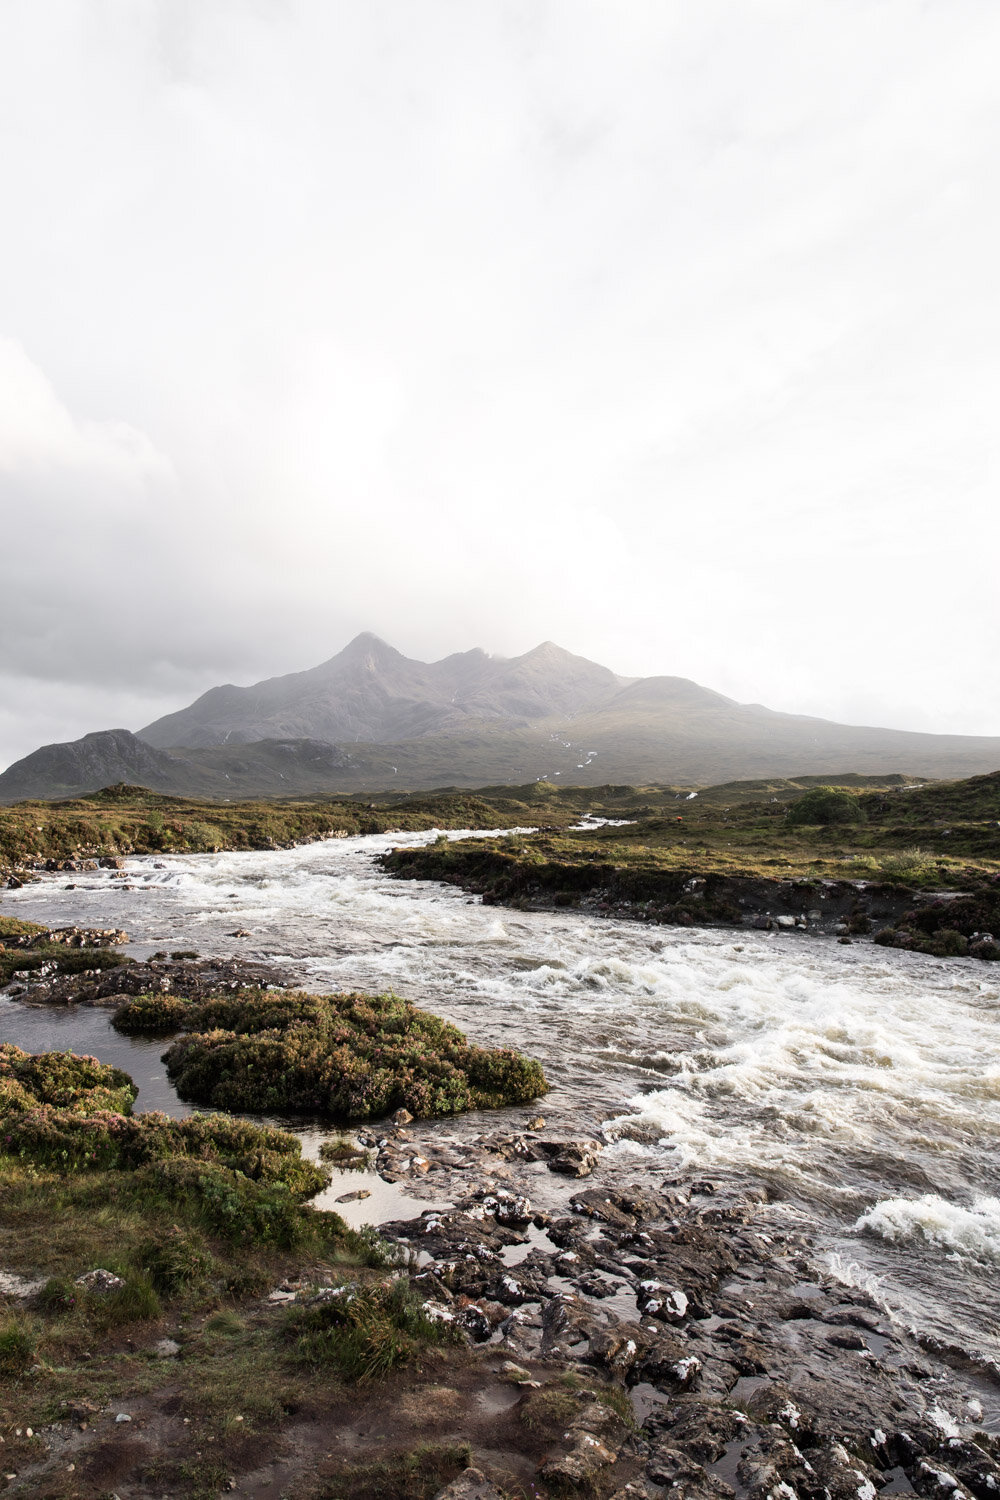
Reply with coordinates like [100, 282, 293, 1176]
[0, 1044, 331, 1243]
[114, 988, 547, 1121]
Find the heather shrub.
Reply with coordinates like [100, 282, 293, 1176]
[138, 1158, 320, 1247]
[113, 993, 192, 1035]
[0, 1043, 136, 1115]
[0, 1045, 327, 1204]
[161, 989, 547, 1122]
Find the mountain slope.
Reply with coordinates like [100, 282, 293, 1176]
[0, 731, 354, 803]
[4, 634, 1000, 802]
[138, 634, 629, 749]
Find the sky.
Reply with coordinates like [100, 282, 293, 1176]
[1, 0, 998, 770]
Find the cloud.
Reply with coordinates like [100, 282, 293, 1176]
[1, 1, 998, 768]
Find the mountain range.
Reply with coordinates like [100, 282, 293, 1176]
[2, 632, 999, 802]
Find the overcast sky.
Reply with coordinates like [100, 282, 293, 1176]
[1, 0, 998, 769]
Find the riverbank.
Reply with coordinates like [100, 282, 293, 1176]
[381, 773, 1000, 958]
[0, 784, 550, 881]
[5, 956, 1000, 1498]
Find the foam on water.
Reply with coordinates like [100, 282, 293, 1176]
[857, 1194, 1000, 1260]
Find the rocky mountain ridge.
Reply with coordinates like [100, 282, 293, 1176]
[138, 634, 637, 749]
[2, 633, 1000, 801]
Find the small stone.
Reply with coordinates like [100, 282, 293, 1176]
[115, 1413, 132, 1423]
[75, 1268, 126, 1297]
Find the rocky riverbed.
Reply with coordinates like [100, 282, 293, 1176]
[5, 950, 1000, 1498]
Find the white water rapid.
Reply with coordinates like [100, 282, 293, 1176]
[2, 828, 999, 1371]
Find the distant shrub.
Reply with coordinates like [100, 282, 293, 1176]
[179, 821, 225, 850]
[926, 928, 968, 957]
[786, 788, 866, 826]
[876, 849, 936, 882]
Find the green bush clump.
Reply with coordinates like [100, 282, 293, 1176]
[0, 1322, 35, 1375]
[137, 1227, 213, 1293]
[926, 928, 969, 957]
[90, 1273, 162, 1327]
[786, 787, 866, 826]
[133, 1158, 321, 1247]
[287, 1278, 453, 1381]
[0, 1044, 137, 1114]
[1, 1045, 328, 1216]
[161, 989, 547, 1121]
[113, 993, 193, 1035]
[37, 1276, 78, 1314]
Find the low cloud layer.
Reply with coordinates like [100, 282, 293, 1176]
[1, 2, 998, 768]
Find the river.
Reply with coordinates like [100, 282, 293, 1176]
[2, 828, 999, 1377]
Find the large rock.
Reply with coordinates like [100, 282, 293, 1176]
[433, 1468, 504, 1500]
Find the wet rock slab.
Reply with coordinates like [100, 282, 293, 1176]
[373, 1125, 1000, 1499]
[5, 953, 291, 1006]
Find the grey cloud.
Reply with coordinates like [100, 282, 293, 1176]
[0, 1, 998, 768]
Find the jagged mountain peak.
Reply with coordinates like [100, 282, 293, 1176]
[137, 634, 632, 750]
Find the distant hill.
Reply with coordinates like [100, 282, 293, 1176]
[2, 632, 999, 802]
[0, 731, 355, 803]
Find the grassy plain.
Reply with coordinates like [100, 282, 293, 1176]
[0, 773, 931, 874]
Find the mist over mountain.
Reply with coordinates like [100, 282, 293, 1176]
[2, 633, 999, 803]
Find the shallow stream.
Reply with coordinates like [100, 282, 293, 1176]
[2, 828, 999, 1369]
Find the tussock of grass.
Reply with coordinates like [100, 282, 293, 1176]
[0, 1321, 35, 1376]
[286, 1278, 456, 1382]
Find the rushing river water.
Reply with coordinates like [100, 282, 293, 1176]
[2, 829, 1000, 1373]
